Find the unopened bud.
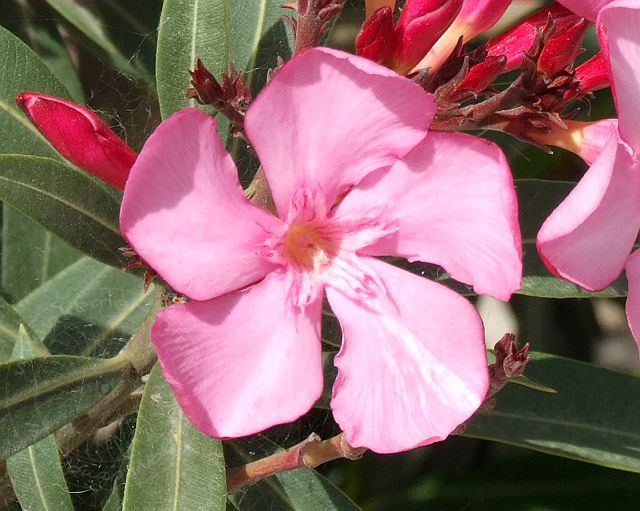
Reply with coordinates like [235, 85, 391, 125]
[492, 333, 530, 381]
[15, 93, 136, 190]
[529, 118, 618, 165]
[575, 53, 609, 94]
[355, 6, 395, 63]
[188, 58, 223, 104]
[414, 0, 513, 72]
[486, 4, 578, 73]
[538, 17, 589, 77]
[389, 0, 463, 74]
[456, 56, 507, 98]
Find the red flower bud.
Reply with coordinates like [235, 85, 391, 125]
[575, 52, 609, 93]
[355, 6, 395, 63]
[16, 93, 136, 190]
[390, 0, 463, 74]
[457, 56, 507, 97]
[486, 4, 578, 73]
[538, 17, 589, 77]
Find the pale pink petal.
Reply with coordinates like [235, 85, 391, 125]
[599, 0, 640, 153]
[327, 258, 488, 454]
[121, 109, 282, 301]
[245, 48, 434, 217]
[152, 271, 323, 438]
[557, 0, 611, 21]
[335, 132, 521, 301]
[625, 249, 640, 361]
[537, 134, 640, 290]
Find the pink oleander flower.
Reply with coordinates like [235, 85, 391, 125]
[120, 48, 522, 453]
[537, 0, 640, 358]
[15, 93, 136, 190]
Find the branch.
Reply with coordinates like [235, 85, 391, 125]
[227, 432, 366, 493]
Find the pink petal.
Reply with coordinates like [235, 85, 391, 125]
[120, 109, 282, 301]
[557, 0, 611, 21]
[244, 48, 434, 217]
[327, 258, 488, 454]
[152, 270, 323, 438]
[537, 134, 640, 290]
[625, 249, 640, 361]
[599, 0, 640, 153]
[336, 132, 522, 301]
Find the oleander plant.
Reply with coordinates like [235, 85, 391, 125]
[1, 1, 640, 510]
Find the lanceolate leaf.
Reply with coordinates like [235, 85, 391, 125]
[45, 0, 159, 87]
[122, 364, 226, 511]
[0, 24, 69, 158]
[228, 436, 362, 511]
[463, 352, 640, 473]
[0, 354, 127, 459]
[0, 294, 23, 362]
[2, 205, 80, 302]
[0, 0, 84, 102]
[16, 257, 152, 358]
[0, 155, 125, 267]
[6, 326, 74, 511]
[156, 0, 292, 119]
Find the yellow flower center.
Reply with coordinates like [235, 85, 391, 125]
[284, 223, 336, 272]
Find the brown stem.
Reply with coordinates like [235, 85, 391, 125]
[227, 433, 366, 493]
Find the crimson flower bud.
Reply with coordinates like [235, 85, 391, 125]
[457, 56, 507, 97]
[389, 0, 463, 74]
[486, 4, 578, 73]
[575, 53, 609, 93]
[355, 6, 395, 63]
[16, 93, 136, 190]
[413, 0, 513, 73]
[538, 17, 589, 77]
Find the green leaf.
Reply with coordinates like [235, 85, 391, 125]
[228, 436, 362, 511]
[122, 364, 226, 511]
[0, 24, 70, 158]
[0, 0, 85, 102]
[103, 479, 122, 511]
[16, 257, 153, 358]
[0, 294, 23, 361]
[0, 154, 125, 267]
[156, 0, 292, 119]
[44, 0, 160, 87]
[515, 179, 628, 298]
[462, 352, 640, 472]
[6, 325, 74, 511]
[2, 205, 80, 302]
[0, 354, 127, 459]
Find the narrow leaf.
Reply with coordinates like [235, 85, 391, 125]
[16, 257, 152, 358]
[2, 205, 80, 302]
[0, 354, 127, 458]
[45, 0, 159, 86]
[463, 352, 640, 472]
[0, 295, 23, 362]
[6, 325, 74, 511]
[0, 154, 125, 267]
[122, 364, 226, 511]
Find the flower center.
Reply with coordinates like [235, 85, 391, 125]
[283, 222, 337, 272]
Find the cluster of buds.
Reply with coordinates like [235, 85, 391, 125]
[355, 1, 611, 152]
[186, 59, 251, 134]
[283, 0, 347, 55]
